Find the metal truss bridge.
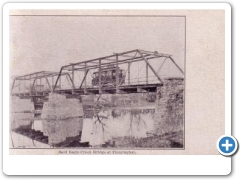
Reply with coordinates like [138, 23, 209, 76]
[11, 49, 184, 98]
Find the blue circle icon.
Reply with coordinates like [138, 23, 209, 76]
[217, 135, 238, 156]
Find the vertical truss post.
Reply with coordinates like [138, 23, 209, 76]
[146, 60, 148, 84]
[84, 62, 87, 94]
[72, 65, 75, 94]
[99, 59, 102, 94]
[138, 50, 163, 84]
[116, 54, 119, 93]
[128, 62, 131, 85]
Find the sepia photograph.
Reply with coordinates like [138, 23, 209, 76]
[9, 11, 185, 150]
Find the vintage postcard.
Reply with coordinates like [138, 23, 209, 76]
[3, 2, 232, 175]
[9, 10, 186, 153]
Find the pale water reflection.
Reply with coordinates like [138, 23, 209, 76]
[81, 108, 155, 146]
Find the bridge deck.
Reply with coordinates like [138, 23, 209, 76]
[12, 83, 162, 98]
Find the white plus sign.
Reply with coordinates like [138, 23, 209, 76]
[222, 139, 233, 151]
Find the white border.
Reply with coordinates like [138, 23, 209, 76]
[3, 3, 231, 175]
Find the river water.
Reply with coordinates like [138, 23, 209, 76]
[10, 94, 157, 148]
[80, 108, 155, 146]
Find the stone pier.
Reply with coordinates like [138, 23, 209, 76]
[41, 93, 84, 145]
[154, 78, 184, 135]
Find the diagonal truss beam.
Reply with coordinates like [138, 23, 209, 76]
[168, 56, 184, 74]
[137, 50, 163, 84]
[79, 69, 89, 90]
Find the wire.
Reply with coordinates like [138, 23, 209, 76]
[157, 57, 168, 74]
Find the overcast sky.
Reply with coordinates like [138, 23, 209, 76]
[10, 15, 185, 78]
